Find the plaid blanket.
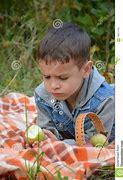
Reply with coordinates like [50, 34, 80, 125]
[0, 93, 115, 180]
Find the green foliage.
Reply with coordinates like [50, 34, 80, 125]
[0, 0, 114, 96]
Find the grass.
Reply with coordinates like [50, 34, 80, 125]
[87, 165, 115, 180]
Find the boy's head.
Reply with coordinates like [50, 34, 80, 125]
[38, 22, 91, 67]
[38, 23, 92, 107]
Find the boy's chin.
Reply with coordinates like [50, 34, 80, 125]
[51, 94, 66, 101]
[53, 96, 66, 101]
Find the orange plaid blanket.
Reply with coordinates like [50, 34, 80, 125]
[0, 93, 115, 180]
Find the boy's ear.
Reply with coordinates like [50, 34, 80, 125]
[81, 61, 93, 78]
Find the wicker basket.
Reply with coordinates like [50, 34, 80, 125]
[75, 112, 107, 146]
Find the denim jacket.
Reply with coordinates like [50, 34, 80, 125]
[35, 66, 115, 142]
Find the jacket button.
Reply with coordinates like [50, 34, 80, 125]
[59, 111, 63, 115]
[59, 123, 64, 130]
[51, 99, 55, 103]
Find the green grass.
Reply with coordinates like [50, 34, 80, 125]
[0, 40, 41, 96]
[87, 165, 115, 180]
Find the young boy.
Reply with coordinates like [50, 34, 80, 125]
[35, 22, 114, 143]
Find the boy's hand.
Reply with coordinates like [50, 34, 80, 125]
[42, 129, 58, 141]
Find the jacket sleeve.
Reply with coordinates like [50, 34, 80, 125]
[35, 104, 62, 139]
[96, 96, 115, 140]
[85, 96, 114, 141]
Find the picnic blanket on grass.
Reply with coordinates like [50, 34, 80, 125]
[0, 93, 115, 180]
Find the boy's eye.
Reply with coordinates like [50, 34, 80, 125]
[42, 75, 69, 80]
[43, 76, 50, 79]
[59, 77, 69, 80]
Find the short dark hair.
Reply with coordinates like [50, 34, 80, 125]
[38, 22, 91, 67]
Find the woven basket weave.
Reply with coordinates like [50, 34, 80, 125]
[75, 112, 107, 146]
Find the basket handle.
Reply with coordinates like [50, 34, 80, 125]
[75, 112, 107, 146]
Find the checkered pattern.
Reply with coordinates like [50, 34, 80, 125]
[0, 93, 114, 179]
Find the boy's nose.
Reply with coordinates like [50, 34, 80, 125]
[51, 80, 60, 90]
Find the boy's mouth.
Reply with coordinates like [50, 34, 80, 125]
[51, 92, 63, 97]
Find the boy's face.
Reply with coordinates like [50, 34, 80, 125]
[39, 59, 92, 104]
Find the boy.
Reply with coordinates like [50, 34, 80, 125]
[35, 23, 114, 143]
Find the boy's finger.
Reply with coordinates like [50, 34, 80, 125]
[42, 129, 58, 140]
